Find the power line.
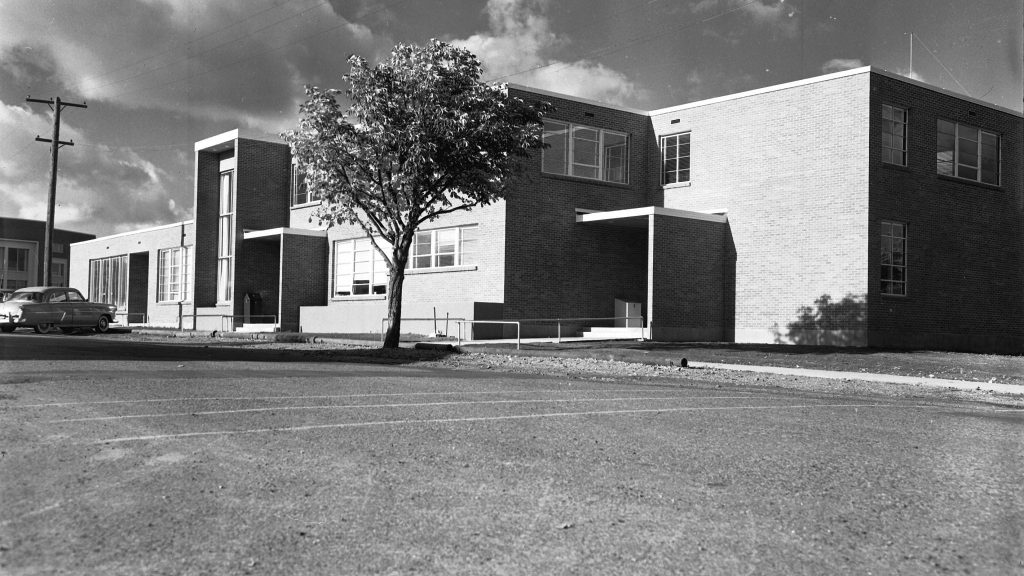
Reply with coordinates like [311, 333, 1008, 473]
[911, 33, 972, 97]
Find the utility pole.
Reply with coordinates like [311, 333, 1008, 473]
[26, 96, 87, 286]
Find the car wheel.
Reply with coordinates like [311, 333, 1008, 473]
[34, 323, 55, 334]
[0, 324, 14, 333]
[95, 315, 110, 334]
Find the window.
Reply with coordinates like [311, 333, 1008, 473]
[89, 255, 128, 309]
[882, 104, 907, 166]
[881, 221, 907, 296]
[661, 132, 691, 184]
[411, 226, 477, 269]
[542, 120, 628, 183]
[158, 246, 191, 302]
[291, 163, 315, 206]
[334, 238, 389, 297]
[5, 247, 29, 272]
[217, 171, 234, 303]
[937, 120, 1000, 185]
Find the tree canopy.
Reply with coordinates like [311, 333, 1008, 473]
[282, 40, 551, 347]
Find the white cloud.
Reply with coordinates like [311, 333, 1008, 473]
[821, 58, 865, 74]
[0, 99, 187, 235]
[693, 0, 799, 36]
[0, 1, 382, 132]
[453, 0, 641, 106]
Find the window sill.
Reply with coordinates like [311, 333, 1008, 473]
[332, 294, 386, 302]
[880, 292, 907, 299]
[662, 181, 692, 190]
[936, 174, 1002, 191]
[540, 172, 632, 189]
[881, 162, 910, 172]
[290, 200, 320, 209]
[406, 265, 478, 276]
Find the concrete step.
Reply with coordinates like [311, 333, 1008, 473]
[580, 327, 646, 339]
[236, 323, 278, 333]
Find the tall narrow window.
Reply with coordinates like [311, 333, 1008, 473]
[881, 221, 907, 296]
[881, 104, 907, 166]
[290, 163, 311, 206]
[158, 246, 191, 302]
[216, 171, 234, 303]
[661, 132, 691, 185]
[936, 119, 1000, 185]
[541, 120, 628, 183]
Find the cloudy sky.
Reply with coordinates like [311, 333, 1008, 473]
[1, 0, 1021, 236]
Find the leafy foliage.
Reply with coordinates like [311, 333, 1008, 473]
[282, 40, 551, 347]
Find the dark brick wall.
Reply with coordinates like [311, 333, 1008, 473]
[868, 73, 1024, 353]
[280, 234, 327, 332]
[0, 217, 94, 286]
[504, 88, 652, 323]
[193, 150, 222, 308]
[649, 215, 727, 340]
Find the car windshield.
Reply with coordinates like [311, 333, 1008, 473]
[9, 292, 43, 303]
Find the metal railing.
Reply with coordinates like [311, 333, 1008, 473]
[511, 316, 645, 343]
[455, 320, 522, 349]
[377, 315, 648, 350]
[379, 317, 466, 344]
[114, 311, 147, 324]
[190, 314, 279, 332]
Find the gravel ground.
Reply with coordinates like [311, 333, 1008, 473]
[103, 333, 1024, 408]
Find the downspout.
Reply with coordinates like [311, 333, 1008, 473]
[178, 220, 185, 330]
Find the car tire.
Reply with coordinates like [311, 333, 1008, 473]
[0, 324, 14, 333]
[34, 323, 55, 334]
[95, 316, 110, 334]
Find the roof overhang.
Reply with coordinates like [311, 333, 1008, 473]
[242, 227, 328, 242]
[575, 206, 728, 228]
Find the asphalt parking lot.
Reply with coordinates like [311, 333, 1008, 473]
[1, 333, 1023, 575]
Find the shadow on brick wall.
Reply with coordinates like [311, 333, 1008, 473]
[776, 293, 867, 346]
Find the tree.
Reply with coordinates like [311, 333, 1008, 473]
[282, 40, 551, 348]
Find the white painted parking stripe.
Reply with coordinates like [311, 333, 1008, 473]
[95, 403, 888, 444]
[52, 396, 756, 423]
[15, 388, 742, 408]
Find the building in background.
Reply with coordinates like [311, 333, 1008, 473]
[0, 218, 94, 290]
[70, 67, 1024, 352]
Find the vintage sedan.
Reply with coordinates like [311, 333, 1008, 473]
[0, 287, 117, 334]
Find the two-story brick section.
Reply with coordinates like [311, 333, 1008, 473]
[70, 66, 1024, 353]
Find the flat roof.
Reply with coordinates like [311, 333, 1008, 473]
[71, 220, 195, 246]
[512, 66, 1023, 119]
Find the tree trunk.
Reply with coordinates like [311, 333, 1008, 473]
[383, 267, 405, 348]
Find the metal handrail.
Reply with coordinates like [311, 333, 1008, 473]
[379, 317, 467, 344]
[189, 313, 279, 332]
[513, 315, 645, 343]
[454, 320, 521, 349]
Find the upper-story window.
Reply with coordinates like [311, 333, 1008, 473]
[291, 163, 317, 206]
[661, 132, 691, 184]
[882, 104, 907, 166]
[542, 120, 628, 184]
[937, 119, 1000, 185]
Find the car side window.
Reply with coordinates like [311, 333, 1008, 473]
[67, 290, 85, 302]
[48, 291, 68, 303]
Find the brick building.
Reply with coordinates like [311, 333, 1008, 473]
[70, 67, 1024, 352]
[1, 217, 94, 291]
